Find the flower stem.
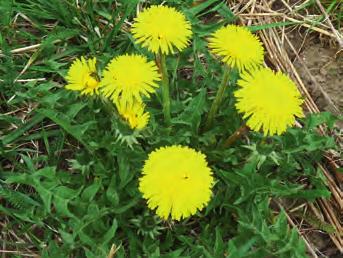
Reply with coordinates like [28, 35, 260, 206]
[159, 52, 171, 125]
[222, 124, 249, 148]
[204, 66, 231, 130]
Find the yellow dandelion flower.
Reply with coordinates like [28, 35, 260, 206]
[132, 5, 192, 55]
[65, 57, 99, 95]
[235, 68, 304, 136]
[116, 101, 150, 130]
[208, 25, 264, 72]
[139, 145, 214, 221]
[100, 54, 160, 106]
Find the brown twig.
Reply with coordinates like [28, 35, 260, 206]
[278, 203, 319, 258]
[222, 125, 249, 148]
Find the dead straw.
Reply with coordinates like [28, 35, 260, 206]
[234, 0, 343, 256]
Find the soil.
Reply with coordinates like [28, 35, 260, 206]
[286, 31, 343, 257]
[288, 32, 343, 116]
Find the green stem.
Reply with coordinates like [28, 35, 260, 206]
[159, 52, 171, 125]
[204, 66, 231, 130]
[222, 124, 249, 148]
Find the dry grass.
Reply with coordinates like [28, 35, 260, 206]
[231, 0, 342, 256]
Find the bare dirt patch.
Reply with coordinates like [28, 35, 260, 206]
[290, 35, 343, 115]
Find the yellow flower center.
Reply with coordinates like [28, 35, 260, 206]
[182, 173, 189, 180]
[139, 145, 214, 220]
[208, 25, 264, 72]
[121, 66, 146, 90]
[85, 75, 99, 90]
[261, 84, 287, 110]
[235, 68, 304, 135]
[123, 111, 139, 129]
[65, 57, 99, 96]
[131, 5, 192, 55]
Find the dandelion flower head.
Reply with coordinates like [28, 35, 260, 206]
[65, 57, 99, 95]
[208, 25, 264, 72]
[116, 100, 150, 130]
[139, 145, 213, 221]
[132, 5, 192, 55]
[100, 54, 160, 106]
[235, 68, 304, 135]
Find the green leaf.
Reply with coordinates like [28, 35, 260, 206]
[214, 226, 224, 257]
[305, 112, 338, 130]
[101, 218, 118, 245]
[37, 108, 95, 153]
[118, 153, 135, 190]
[1, 113, 45, 145]
[81, 178, 102, 202]
[176, 88, 206, 133]
[187, 0, 222, 16]
[106, 174, 119, 206]
[103, 0, 139, 51]
[248, 21, 299, 32]
[113, 197, 139, 214]
[65, 102, 88, 119]
[53, 186, 82, 217]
